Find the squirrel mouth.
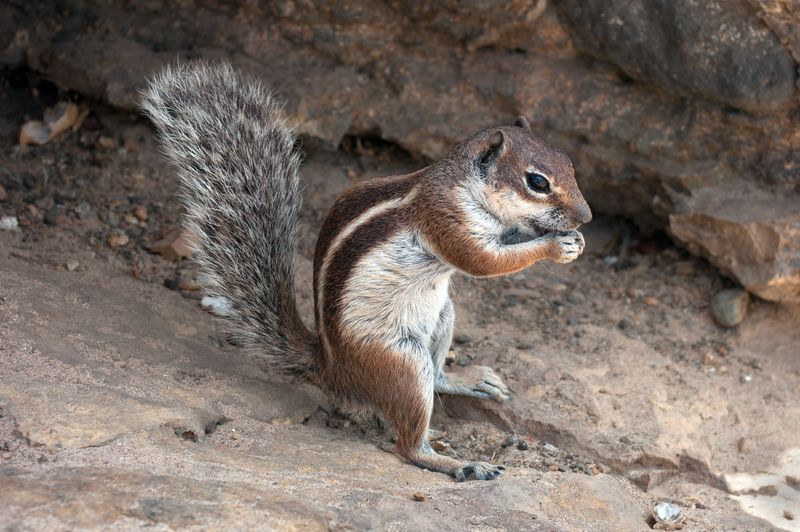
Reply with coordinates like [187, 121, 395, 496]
[500, 217, 571, 245]
[500, 224, 552, 245]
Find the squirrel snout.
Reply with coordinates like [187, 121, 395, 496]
[578, 205, 592, 225]
[572, 202, 592, 226]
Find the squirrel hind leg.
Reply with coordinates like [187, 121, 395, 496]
[325, 399, 385, 429]
[367, 345, 503, 481]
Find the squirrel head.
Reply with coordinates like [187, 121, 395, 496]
[458, 116, 592, 235]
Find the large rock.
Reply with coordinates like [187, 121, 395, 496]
[3, 0, 799, 301]
[556, 0, 797, 113]
[670, 184, 800, 303]
[27, 34, 173, 110]
[747, 0, 800, 63]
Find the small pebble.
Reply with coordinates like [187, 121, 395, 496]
[17, 103, 80, 146]
[652, 501, 684, 529]
[412, 492, 426, 502]
[710, 288, 749, 328]
[65, 259, 80, 271]
[644, 297, 659, 306]
[542, 443, 559, 454]
[628, 288, 644, 299]
[516, 440, 529, 451]
[103, 211, 120, 227]
[38, 195, 55, 209]
[55, 189, 77, 202]
[453, 333, 471, 345]
[0, 216, 19, 231]
[654, 502, 681, 521]
[149, 229, 196, 261]
[43, 102, 80, 137]
[456, 354, 474, 367]
[97, 136, 116, 149]
[107, 231, 129, 248]
[133, 205, 148, 222]
[19, 120, 52, 145]
[75, 201, 93, 220]
[501, 435, 518, 448]
[178, 277, 202, 292]
[567, 292, 584, 305]
[44, 206, 64, 226]
[740, 374, 752, 383]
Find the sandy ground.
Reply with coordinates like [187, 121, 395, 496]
[1, 80, 799, 530]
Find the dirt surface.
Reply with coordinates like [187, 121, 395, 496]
[1, 78, 799, 530]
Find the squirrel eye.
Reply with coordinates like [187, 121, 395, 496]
[525, 172, 551, 193]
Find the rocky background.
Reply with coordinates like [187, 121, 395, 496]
[2, 0, 798, 302]
[2, 1, 800, 530]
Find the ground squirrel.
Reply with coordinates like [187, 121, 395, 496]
[141, 62, 591, 482]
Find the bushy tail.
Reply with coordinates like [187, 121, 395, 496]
[141, 62, 319, 378]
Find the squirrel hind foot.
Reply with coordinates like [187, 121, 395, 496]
[455, 462, 505, 482]
[401, 446, 504, 482]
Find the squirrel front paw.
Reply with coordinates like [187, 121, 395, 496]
[549, 230, 585, 264]
[435, 365, 511, 402]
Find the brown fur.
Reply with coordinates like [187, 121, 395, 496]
[313, 174, 419, 305]
[415, 207, 560, 277]
[318, 337, 463, 476]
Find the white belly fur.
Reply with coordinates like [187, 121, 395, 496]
[339, 230, 453, 353]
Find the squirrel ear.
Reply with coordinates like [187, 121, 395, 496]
[514, 116, 531, 130]
[479, 130, 505, 176]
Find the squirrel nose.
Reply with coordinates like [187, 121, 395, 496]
[575, 203, 592, 225]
